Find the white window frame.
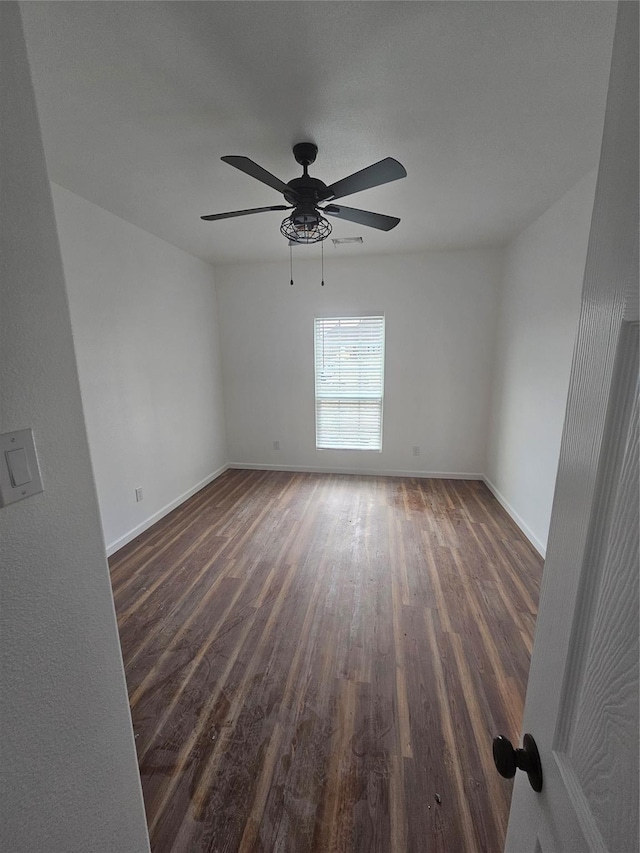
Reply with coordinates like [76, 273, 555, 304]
[314, 315, 385, 451]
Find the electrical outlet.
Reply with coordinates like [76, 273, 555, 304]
[135, 487, 144, 502]
[412, 445, 420, 457]
[273, 441, 280, 451]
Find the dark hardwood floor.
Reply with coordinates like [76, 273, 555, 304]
[109, 469, 543, 853]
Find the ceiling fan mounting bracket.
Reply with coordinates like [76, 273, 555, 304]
[292, 142, 318, 168]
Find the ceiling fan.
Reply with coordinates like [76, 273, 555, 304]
[201, 142, 407, 244]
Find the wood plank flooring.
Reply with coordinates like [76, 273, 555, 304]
[109, 469, 543, 853]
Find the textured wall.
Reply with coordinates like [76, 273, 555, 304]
[52, 184, 227, 553]
[0, 6, 150, 852]
[215, 249, 501, 477]
[486, 171, 598, 554]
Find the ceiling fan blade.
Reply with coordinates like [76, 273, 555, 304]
[221, 155, 296, 197]
[323, 204, 400, 231]
[201, 205, 291, 221]
[325, 157, 406, 201]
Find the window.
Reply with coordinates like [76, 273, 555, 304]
[314, 315, 385, 450]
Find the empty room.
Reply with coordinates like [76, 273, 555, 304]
[3, 2, 638, 853]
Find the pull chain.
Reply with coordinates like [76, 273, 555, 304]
[289, 241, 326, 287]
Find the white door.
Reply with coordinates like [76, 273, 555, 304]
[503, 3, 639, 852]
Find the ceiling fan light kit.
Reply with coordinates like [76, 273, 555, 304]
[280, 211, 332, 244]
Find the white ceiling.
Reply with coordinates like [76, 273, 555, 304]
[21, 1, 616, 266]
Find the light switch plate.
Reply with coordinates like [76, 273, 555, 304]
[0, 429, 44, 507]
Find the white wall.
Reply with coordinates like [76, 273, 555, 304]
[51, 185, 227, 554]
[0, 6, 150, 852]
[215, 249, 501, 477]
[486, 171, 597, 555]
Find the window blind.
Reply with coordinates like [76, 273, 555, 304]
[314, 316, 385, 450]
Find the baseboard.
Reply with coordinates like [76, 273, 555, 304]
[105, 463, 544, 560]
[482, 476, 546, 558]
[229, 462, 483, 480]
[105, 464, 229, 556]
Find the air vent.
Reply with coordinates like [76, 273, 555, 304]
[331, 237, 363, 247]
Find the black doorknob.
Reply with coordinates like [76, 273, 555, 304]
[492, 733, 543, 792]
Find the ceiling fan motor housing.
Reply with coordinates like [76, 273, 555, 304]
[284, 175, 332, 207]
